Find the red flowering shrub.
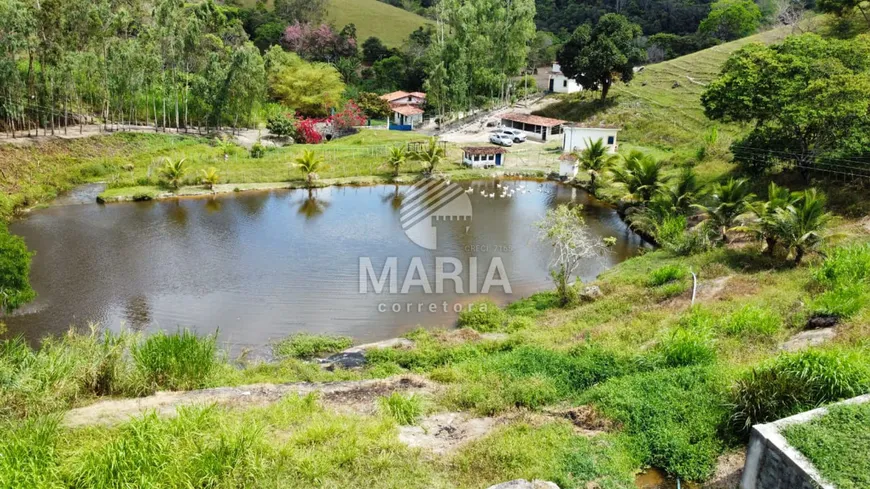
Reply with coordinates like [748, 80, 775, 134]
[296, 118, 324, 144]
[332, 102, 367, 134]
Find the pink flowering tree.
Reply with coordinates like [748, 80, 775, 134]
[281, 22, 357, 62]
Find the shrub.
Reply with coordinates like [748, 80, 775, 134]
[720, 305, 781, 338]
[810, 285, 869, 319]
[506, 316, 535, 332]
[266, 114, 297, 137]
[648, 264, 688, 287]
[656, 216, 711, 256]
[505, 292, 560, 317]
[654, 328, 717, 367]
[457, 300, 507, 332]
[378, 392, 424, 425]
[250, 140, 267, 158]
[132, 330, 218, 391]
[729, 349, 870, 435]
[582, 366, 729, 481]
[272, 333, 353, 360]
[0, 224, 36, 312]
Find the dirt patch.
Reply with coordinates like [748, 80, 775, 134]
[63, 376, 436, 427]
[702, 450, 746, 489]
[550, 406, 614, 435]
[398, 412, 500, 456]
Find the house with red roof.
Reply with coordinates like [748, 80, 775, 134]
[381, 91, 427, 130]
[499, 112, 567, 142]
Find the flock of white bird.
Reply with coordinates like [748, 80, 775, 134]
[462, 182, 545, 199]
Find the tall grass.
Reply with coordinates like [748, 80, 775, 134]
[378, 392, 424, 425]
[132, 330, 219, 391]
[729, 348, 870, 435]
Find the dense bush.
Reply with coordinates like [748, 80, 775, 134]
[730, 349, 870, 435]
[581, 366, 729, 481]
[654, 328, 717, 367]
[132, 330, 218, 391]
[457, 300, 508, 332]
[647, 264, 688, 287]
[266, 114, 297, 138]
[0, 224, 36, 312]
[272, 333, 352, 359]
[814, 243, 870, 289]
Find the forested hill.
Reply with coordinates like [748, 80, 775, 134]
[535, 0, 714, 35]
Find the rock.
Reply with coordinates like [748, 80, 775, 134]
[580, 285, 603, 301]
[486, 480, 560, 489]
[342, 337, 413, 354]
[322, 351, 366, 370]
[805, 314, 839, 330]
[672, 81, 682, 88]
[781, 327, 837, 352]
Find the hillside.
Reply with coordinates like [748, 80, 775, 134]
[326, 0, 432, 47]
[535, 25, 796, 162]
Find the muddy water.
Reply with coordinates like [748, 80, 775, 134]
[7, 180, 644, 347]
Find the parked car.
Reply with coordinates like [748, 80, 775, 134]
[498, 128, 526, 143]
[489, 133, 514, 147]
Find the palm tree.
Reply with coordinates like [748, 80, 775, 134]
[573, 138, 617, 195]
[411, 137, 445, 175]
[200, 167, 221, 191]
[294, 150, 324, 187]
[158, 157, 187, 190]
[387, 144, 408, 178]
[695, 177, 756, 242]
[609, 151, 667, 203]
[658, 168, 699, 215]
[743, 182, 799, 255]
[770, 189, 831, 264]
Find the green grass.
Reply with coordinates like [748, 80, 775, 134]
[273, 333, 353, 359]
[378, 392, 424, 425]
[132, 330, 220, 391]
[782, 402, 870, 489]
[325, 0, 432, 47]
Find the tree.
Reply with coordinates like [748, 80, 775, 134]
[333, 57, 360, 84]
[770, 189, 832, 264]
[274, 0, 326, 24]
[356, 92, 391, 119]
[295, 149, 324, 186]
[573, 138, 618, 195]
[387, 144, 408, 177]
[743, 182, 799, 255]
[411, 137, 445, 174]
[702, 35, 870, 177]
[201, 167, 221, 190]
[0, 225, 35, 314]
[817, 0, 870, 26]
[608, 151, 667, 203]
[267, 113, 297, 137]
[362, 36, 391, 64]
[159, 157, 188, 190]
[695, 177, 756, 242]
[281, 22, 356, 62]
[557, 14, 646, 100]
[264, 46, 344, 116]
[699, 0, 763, 41]
[536, 205, 607, 306]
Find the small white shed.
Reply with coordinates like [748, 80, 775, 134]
[562, 125, 620, 154]
[548, 63, 582, 94]
[558, 154, 579, 179]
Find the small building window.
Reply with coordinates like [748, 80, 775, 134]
[607, 136, 615, 145]
[563, 80, 567, 88]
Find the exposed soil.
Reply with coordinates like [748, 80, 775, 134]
[398, 412, 500, 456]
[780, 327, 837, 352]
[702, 450, 746, 489]
[63, 375, 436, 427]
[547, 406, 614, 436]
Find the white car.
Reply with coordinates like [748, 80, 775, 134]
[498, 128, 526, 143]
[489, 134, 514, 147]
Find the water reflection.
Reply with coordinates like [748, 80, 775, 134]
[7, 181, 646, 347]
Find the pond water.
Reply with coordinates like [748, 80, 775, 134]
[6, 180, 644, 349]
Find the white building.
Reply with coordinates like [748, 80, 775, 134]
[562, 125, 620, 154]
[548, 63, 582, 94]
[500, 112, 567, 142]
[462, 146, 506, 168]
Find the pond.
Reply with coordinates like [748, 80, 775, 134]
[6, 180, 644, 349]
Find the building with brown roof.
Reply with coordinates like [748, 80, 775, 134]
[462, 146, 507, 168]
[380, 91, 427, 107]
[500, 112, 567, 142]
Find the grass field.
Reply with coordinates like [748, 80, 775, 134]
[234, 0, 432, 47]
[326, 0, 432, 47]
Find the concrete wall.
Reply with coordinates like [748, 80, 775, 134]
[740, 394, 870, 489]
